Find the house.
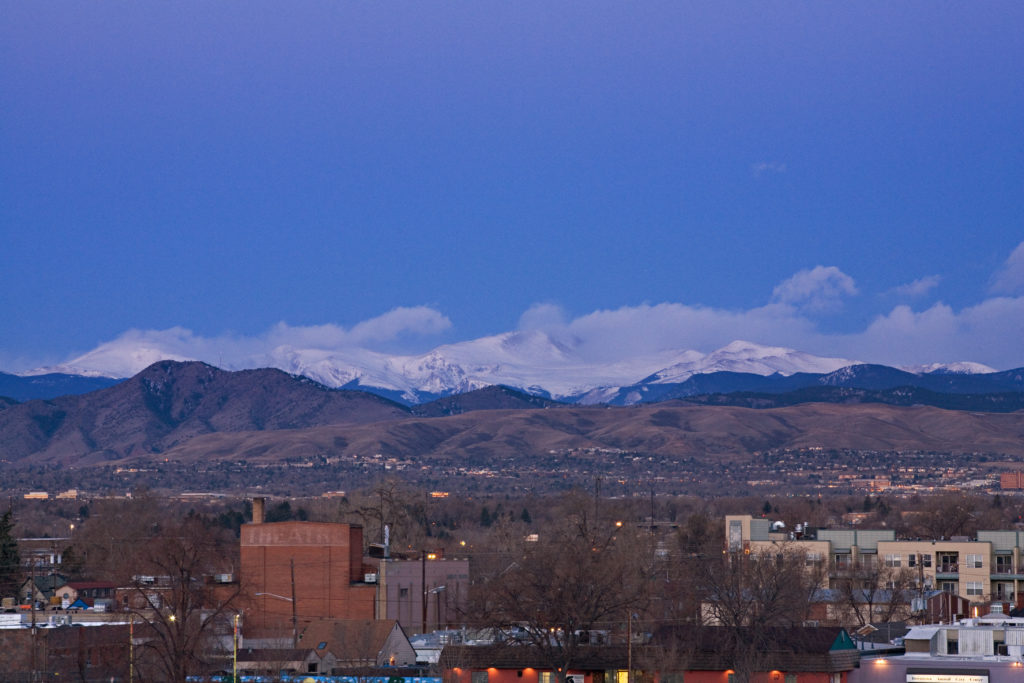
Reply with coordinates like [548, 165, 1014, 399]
[649, 625, 860, 683]
[20, 574, 68, 606]
[240, 619, 416, 676]
[806, 588, 973, 627]
[61, 581, 117, 609]
[441, 626, 860, 683]
[235, 647, 326, 677]
[298, 618, 417, 670]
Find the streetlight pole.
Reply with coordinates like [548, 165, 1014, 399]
[254, 591, 297, 648]
[233, 613, 240, 682]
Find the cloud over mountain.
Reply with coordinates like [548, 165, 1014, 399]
[24, 253, 1024, 382]
[771, 265, 858, 312]
[991, 241, 1024, 295]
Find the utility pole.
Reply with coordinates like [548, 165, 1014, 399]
[290, 559, 298, 648]
[30, 559, 37, 680]
[421, 550, 427, 634]
[626, 610, 632, 683]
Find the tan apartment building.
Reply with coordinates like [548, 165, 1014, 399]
[726, 515, 1024, 606]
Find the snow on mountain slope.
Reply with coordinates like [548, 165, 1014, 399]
[903, 362, 997, 375]
[270, 330, 689, 401]
[645, 340, 857, 384]
[23, 332, 877, 403]
[30, 343, 196, 379]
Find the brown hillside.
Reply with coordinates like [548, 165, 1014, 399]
[0, 361, 408, 465]
[127, 401, 1024, 467]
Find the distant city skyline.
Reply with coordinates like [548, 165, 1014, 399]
[2, 2, 1022, 371]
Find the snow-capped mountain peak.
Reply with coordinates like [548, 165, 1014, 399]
[646, 341, 858, 384]
[902, 361, 997, 375]
[25, 331, 1005, 405]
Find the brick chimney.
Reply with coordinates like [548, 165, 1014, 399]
[252, 497, 265, 524]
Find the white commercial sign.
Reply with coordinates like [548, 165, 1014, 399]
[906, 675, 988, 683]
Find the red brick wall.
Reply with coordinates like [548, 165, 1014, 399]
[241, 521, 375, 627]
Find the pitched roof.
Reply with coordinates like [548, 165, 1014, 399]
[66, 581, 117, 590]
[649, 626, 860, 673]
[297, 619, 403, 660]
[237, 648, 315, 663]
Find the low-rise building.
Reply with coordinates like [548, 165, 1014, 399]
[849, 612, 1024, 683]
[725, 516, 1024, 608]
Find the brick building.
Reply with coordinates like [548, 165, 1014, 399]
[240, 507, 376, 630]
[1000, 472, 1024, 490]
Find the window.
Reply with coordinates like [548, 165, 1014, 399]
[966, 554, 984, 569]
[921, 553, 932, 568]
[885, 553, 901, 567]
[908, 553, 917, 567]
[308, 663, 318, 673]
[399, 588, 409, 598]
[966, 581, 984, 596]
[941, 581, 957, 594]
[473, 672, 490, 683]
[834, 554, 851, 570]
[805, 552, 822, 566]
[996, 555, 1013, 573]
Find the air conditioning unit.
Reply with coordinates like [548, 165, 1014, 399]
[364, 573, 378, 584]
[214, 573, 234, 583]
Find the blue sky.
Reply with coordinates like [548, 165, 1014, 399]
[2, 2, 1023, 372]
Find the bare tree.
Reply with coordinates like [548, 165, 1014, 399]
[694, 546, 824, 683]
[832, 558, 914, 628]
[473, 506, 651, 683]
[121, 516, 243, 683]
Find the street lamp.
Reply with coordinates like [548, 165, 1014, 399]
[429, 585, 447, 631]
[255, 592, 298, 647]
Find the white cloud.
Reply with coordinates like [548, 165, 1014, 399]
[751, 161, 786, 177]
[42, 306, 452, 377]
[267, 306, 451, 349]
[35, 264, 1024, 379]
[771, 266, 858, 312]
[990, 241, 1024, 295]
[518, 303, 567, 331]
[890, 275, 941, 299]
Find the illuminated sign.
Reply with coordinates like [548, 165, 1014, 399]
[906, 675, 988, 683]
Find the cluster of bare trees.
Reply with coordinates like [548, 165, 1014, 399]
[470, 499, 651, 683]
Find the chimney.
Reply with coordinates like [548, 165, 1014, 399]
[252, 497, 265, 524]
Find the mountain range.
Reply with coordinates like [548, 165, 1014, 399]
[14, 334, 1008, 406]
[3, 361, 1024, 473]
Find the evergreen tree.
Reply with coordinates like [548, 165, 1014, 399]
[0, 511, 20, 599]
